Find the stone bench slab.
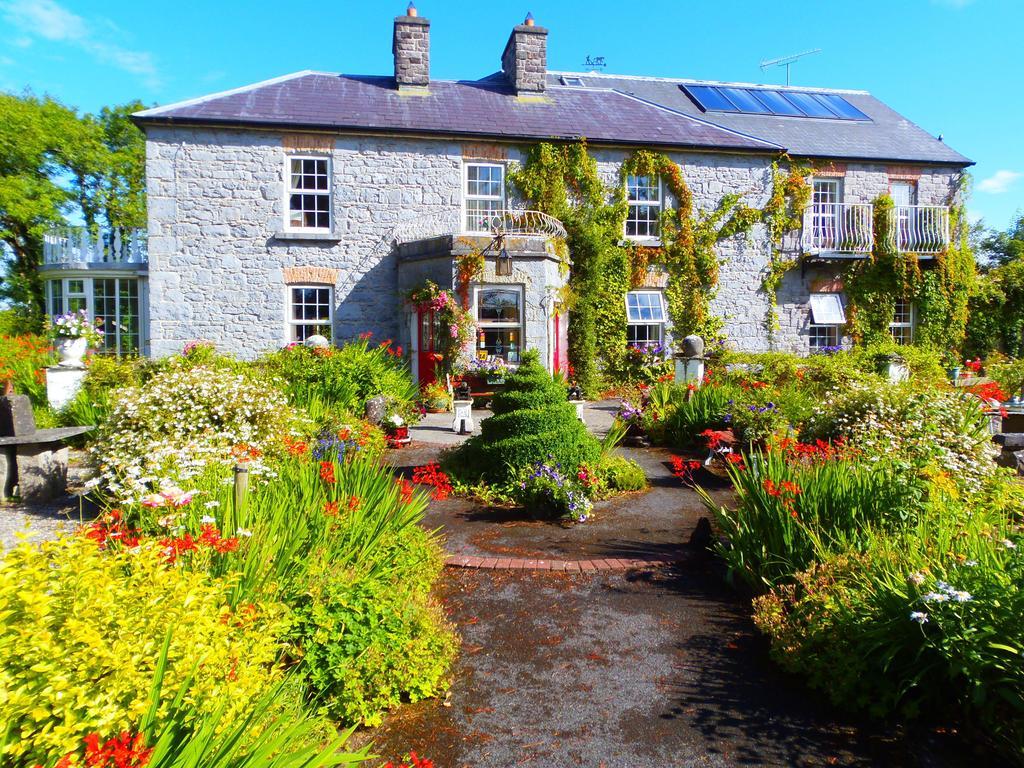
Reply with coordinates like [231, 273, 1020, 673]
[0, 426, 92, 446]
[994, 432, 1024, 449]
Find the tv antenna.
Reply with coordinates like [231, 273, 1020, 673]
[759, 48, 821, 86]
[583, 55, 606, 71]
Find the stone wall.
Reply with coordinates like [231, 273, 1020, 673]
[144, 124, 963, 360]
[501, 24, 548, 94]
[145, 127, 462, 357]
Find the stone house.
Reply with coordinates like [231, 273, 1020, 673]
[40, 6, 970, 380]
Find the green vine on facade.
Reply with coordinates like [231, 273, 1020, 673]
[843, 175, 975, 357]
[761, 162, 811, 335]
[509, 142, 815, 394]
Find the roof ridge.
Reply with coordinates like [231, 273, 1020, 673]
[612, 91, 785, 150]
[549, 69, 870, 96]
[134, 71, 320, 118]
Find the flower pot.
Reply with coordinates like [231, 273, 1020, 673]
[55, 337, 88, 368]
[947, 366, 962, 381]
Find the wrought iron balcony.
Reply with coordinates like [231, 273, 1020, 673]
[887, 205, 950, 254]
[801, 203, 874, 255]
[43, 226, 147, 266]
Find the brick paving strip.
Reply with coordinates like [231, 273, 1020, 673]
[445, 552, 681, 571]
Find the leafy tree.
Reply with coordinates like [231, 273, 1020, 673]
[978, 211, 1024, 268]
[0, 92, 146, 329]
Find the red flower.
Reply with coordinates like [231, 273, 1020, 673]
[411, 462, 452, 500]
[319, 461, 336, 484]
[323, 500, 340, 517]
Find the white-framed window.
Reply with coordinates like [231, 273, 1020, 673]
[288, 285, 333, 342]
[625, 290, 667, 348]
[809, 178, 842, 248]
[286, 156, 331, 231]
[474, 285, 523, 363]
[464, 163, 505, 234]
[808, 292, 846, 351]
[45, 276, 143, 355]
[625, 175, 662, 239]
[890, 298, 915, 345]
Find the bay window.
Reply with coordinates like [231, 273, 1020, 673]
[474, 285, 523, 363]
[45, 276, 143, 355]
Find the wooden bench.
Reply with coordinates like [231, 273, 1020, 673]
[0, 395, 92, 503]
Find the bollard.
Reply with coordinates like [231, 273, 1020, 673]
[460, 418, 469, 435]
[233, 463, 249, 518]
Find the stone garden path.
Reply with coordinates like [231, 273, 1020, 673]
[361, 403, 1003, 768]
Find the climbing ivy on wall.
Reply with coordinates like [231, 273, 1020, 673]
[509, 141, 811, 395]
[843, 176, 975, 356]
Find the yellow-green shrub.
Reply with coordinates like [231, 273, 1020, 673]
[0, 536, 288, 767]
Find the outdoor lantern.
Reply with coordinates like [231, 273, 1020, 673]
[496, 244, 513, 276]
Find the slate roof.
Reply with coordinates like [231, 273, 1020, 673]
[134, 72, 780, 153]
[547, 72, 970, 166]
[135, 69, 970, 166]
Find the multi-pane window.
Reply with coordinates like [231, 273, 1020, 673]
[288, 286, 333, 342]
[45, 277, 142, 356]
[809, 179, 841, 249]
[464, 163, 505, 233]
[287, 157, 331, 230]
[890, 299, 914, 345]
[808, 292, 846, 351]
[475, 286, 523, 363]
[625, 175, 662, 239]
[625, 291, 667, 347]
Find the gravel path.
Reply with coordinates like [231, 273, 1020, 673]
[0, 454, 97, 551]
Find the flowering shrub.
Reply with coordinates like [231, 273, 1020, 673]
[0, 333, 53, 407]
[621, 342, 673, 384]
[803, 382, 998, 493]
[515, 459, 594, 523]
[46, 309, 103, 347]
[90, 362, 293, 500]
[412, 462, 453, 500]
[258, 338, 419, 425]
[406, 281, 475, 377]
[0, 536, 288, 767]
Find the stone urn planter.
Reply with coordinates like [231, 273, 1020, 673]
[55, 337, 88, 368]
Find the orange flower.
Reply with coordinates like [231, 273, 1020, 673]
[319, 461, 336, 484]
[323, 500, 340, 516]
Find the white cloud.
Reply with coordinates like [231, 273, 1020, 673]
[978, 170, 1022, 195]
[0, 0, 159, 87]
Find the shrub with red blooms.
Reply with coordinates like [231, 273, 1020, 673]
[965, 381, 1008, 404]
[81, 511, 140, 550]
[384, 753, 434, 768]
[37, 731, 152, 768]
[773, 437, 858, 464]
[670, 455, 703, 484]
[411, 462, 453, 500]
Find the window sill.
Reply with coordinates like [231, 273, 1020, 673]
[620, 237, 663, 248]
[272, 231, 343, 242]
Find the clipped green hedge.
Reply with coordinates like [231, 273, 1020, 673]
[448, 351, 601, 484]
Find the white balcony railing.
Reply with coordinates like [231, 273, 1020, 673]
[43, 226, 147, 265]
[801, 203, 874, 255]
[887, 205, 950, 254]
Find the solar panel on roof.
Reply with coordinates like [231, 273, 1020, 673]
[681, 84, 870, 121]
[684, 84, 738, 112]
[720, 87, 771, 114]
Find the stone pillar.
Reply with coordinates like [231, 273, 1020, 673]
[393, 6, 430, 91]
[501, 15, 548, 95]
[46, 366, 87, 410]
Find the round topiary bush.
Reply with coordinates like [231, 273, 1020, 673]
[448, 350, 601, 484]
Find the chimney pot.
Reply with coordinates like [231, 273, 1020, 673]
[407, 2, 417, 17]
[524, 12, 534, 26]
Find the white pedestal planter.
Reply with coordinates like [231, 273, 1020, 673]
[451, 399, 475, 434]
[54, 337, 88, 368]
[46, 366, 87, 410]
[569, 399, 586, 422]
[674, 356, 705, 387]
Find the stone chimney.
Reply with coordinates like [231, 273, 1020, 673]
[393, 3, 429, 91]
[501, 13, 548, 95]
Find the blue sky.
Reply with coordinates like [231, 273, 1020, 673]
[1, 0, 1021, 230]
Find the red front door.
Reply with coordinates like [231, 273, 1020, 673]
[417, 308, 440, 386]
